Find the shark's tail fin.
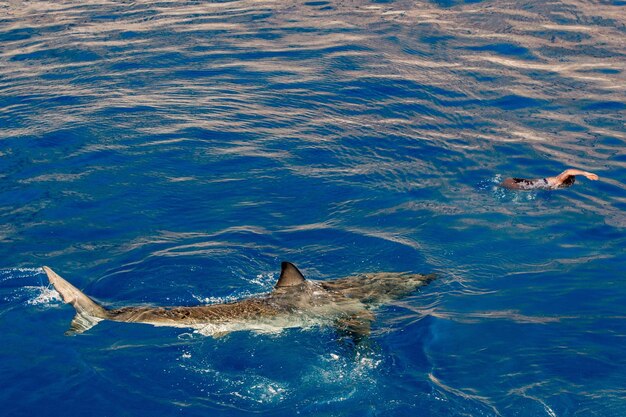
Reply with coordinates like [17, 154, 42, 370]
[42, 266, 109, 335]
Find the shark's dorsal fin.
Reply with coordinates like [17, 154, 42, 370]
[275, 262, 306, 288]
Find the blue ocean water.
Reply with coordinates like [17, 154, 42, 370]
[1, 0, 625, 415]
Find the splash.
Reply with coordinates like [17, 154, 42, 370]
[3, 285, 61, 307]
[0, 267, 61, 306]
[190, 272, 276, 305]
[478, 174, 539, 202]
[179, 361, 291, 406]
[248, 272, 277, 291]
[318, 350, 382, 384]
[232, 378, 289, 404]
[0, 267, 45, 283]
[25, 285, 62, 306]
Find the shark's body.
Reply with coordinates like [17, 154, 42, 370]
[43, 262, 435, 338]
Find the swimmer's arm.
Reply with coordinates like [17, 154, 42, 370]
[554, 169, 599, 183]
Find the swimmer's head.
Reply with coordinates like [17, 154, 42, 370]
[559, 176, 575, 188]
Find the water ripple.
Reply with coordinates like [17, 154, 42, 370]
[1, 0, 625, 416]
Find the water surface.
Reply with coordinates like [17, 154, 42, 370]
[1, 0, 625, 416]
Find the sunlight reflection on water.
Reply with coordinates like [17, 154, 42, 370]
[1, 0, 625, 416]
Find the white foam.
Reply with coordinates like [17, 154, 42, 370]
[180, 362, 290, 405]
[189, 271, 275, 310]
[0, 267, 44, 283]
[232, 377, 289, 404]
[191, 293, 246, 304]
[487, 174, 539, 202]
[191, 288, 269, 306]
[248, 272, 276, 290]
[25, 285, 62, 306]
[309, 349, 382, 390]
[4, 285, 62, 306]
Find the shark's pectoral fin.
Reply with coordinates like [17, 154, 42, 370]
[66, 312, 103, 336]
[335, 310, 375, 341]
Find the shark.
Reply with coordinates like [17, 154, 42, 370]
[42, 262, 435, 339]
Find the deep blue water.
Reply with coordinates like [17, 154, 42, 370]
[1, 0, 625, 416]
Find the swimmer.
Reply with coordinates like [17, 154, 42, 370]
[501, 168, 599, 190]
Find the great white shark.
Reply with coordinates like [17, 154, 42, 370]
[42, 262, 435, 338]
